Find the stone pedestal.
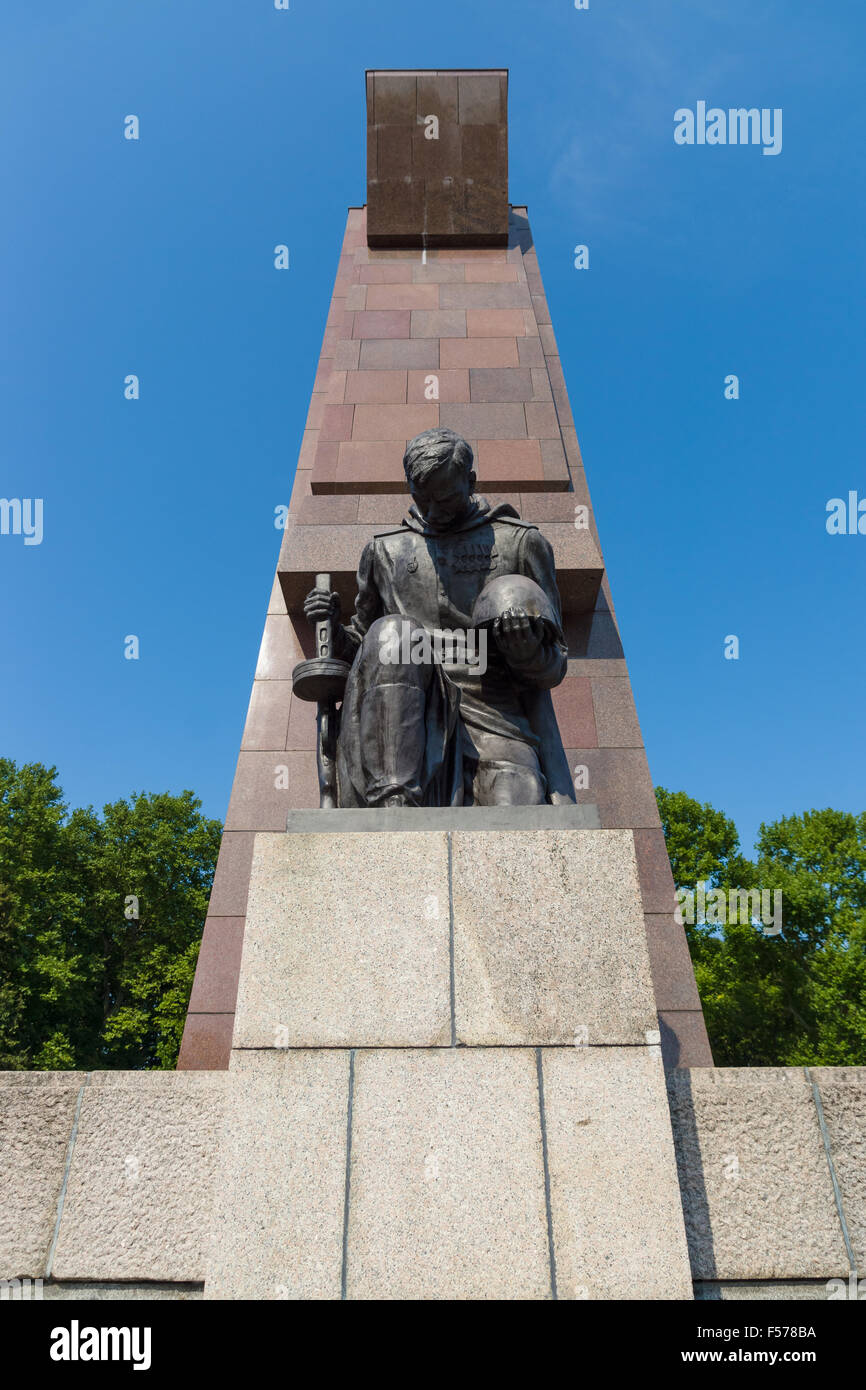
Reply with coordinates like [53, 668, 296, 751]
[204, 814, 693, 1300]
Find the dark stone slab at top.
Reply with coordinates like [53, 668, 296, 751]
[367, 70, 509, 248]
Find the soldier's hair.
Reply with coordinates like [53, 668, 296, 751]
[403, 428, 474, 487]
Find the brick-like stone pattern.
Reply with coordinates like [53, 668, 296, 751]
[178, 201, 708, 1069]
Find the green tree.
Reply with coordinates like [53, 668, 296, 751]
[657, 788, 866, 1067]
[0, 759, 221, 1070]
[754, 810, 866, 1066]
[0, 759, 86, 1069]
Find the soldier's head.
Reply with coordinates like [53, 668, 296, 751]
[403, 428, 477, 531]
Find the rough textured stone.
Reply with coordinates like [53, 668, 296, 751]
[695, 1280, 838, 1301]
[206, 1051, 348, 1300]
[542, 1048, 693, 1300]
[51, 1073, 226, 1282]
[43, 1282, 203, 1301]
[0, 1074, 85, 1278]
[452, 829, 657, 1044]
[346, 1049, 551, 1300]
[667, 1069, 849, 1280]
[233, 831, 451, 1048]
[811, 1067, 866, 1271]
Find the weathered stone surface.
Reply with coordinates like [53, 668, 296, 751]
[50, 1073, 225, 1282]
[811, 1067, 866, 1271]
[233, 831, 451, 1048]
[542, 1048, 693, 1300]
[346, 1049, 551, 1299]
[43, 1282, 203, 1301]
[667, 1069, 849, 1280]
[207, 1051, 349, 1300]
[0, 1074, 85, 1278]
[696, 1280, 838, 1301]
[452, 830, 657, 1044]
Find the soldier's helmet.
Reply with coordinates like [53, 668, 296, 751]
[471, 574, 558, 634]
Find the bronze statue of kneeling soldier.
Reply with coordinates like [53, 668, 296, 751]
[293, 427, 574, 808]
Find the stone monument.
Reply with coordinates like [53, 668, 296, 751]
[2, 69, 862, 1309]
[179, 67, 711, 1076]
[191, 68, 706, 1300]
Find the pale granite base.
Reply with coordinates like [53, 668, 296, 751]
[204, 1046, 692, 1301]
[234, 827, 657, 1049]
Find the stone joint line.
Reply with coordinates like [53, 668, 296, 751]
[447, 831, 456, 1048]
[340, 1049, 356, 1301]
[536, 1048, 559, 1300]
[805, 1067, 858, 1278]
[45, 1072, 90, 1279]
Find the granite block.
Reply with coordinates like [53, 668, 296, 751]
[233, 832, 451, 1048]
[811, 1068, 866, 1271]
[543, 1048, 693, 1299]
[346, 1049, 550, 1300]
[51, 1073, 226, 1282]
[0, 1074, 85, 1278]
[207, 1051, 348, 1300]
[451, 829, 657, 1045]
[667, 1069, 849, 1280]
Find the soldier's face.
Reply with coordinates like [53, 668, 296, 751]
[410, 460, 475, 531]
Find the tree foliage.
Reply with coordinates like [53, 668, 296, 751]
[3, 758, 863, 1070]
[657, 788, 866, 1066]
[0, 758, 221, 1070]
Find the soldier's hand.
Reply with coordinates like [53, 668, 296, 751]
[492, 607, 543, 663]
[303, 586, 341, 624]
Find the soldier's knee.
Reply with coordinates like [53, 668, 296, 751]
[471, 761, 547, 807]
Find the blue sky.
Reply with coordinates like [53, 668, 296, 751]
[1, 0, 863, 855]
